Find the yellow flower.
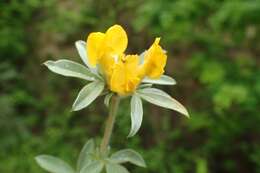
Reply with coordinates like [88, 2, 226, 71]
[86, 25, 128, 67]
[141, 38, 167, 79]
[86, 25, 167, 95]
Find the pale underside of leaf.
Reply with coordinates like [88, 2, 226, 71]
[110, 149, 146, 167]
[44, 59, 97, 81]
[138, 83, 153, 89]
[75, 40, 91, 68]
[106, 163, 129, 173]
[142, 75, 176, 85]
[128, 95, 143, 137]
[77, 139, 95, 172]
[137, 88, 189, 117]
[79, 161, 104, 173]
[72, 80, 104, 111]
[35, 155, 75, 173]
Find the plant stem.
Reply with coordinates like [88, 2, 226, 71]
[100, 95, 120, 155]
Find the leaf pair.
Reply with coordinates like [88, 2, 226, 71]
[128, 87, 189, 137]
[137, 88, 189, 116]
[36, 139, 95, 173]
[44, 41, 105, 112]
[45, 40, 99, 80]
[36, 139, 146, 173]
[109, 149, 146, 167]
[104, 149, 146, 173]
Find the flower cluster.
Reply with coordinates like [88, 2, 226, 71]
[86, 25, 167, 95]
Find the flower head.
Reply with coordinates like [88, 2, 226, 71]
[44, 24, 189, 137]
[86, 25, 167, 95]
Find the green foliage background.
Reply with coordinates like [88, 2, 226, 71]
[1, 0, 260, 172]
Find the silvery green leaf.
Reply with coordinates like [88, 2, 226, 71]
[35, 155, 75, 173]
[77, 139, 95, 171]
[142, 75, 176, 85]
[128, 95, 143, 137]
[72, 81, 104, 111]
[75, 40, 99, 74]
[106, 163, 129, 173]
[75, 41, 90, 68]
[138, 83, 153, 89]
[80, 161, 104, 173]
[110, 149, 146, 167]
[137, 88, 189, 117]
[44, 59, 98, 81]
[104, 93, 113, 107]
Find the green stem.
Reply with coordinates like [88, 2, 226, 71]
[100, 95, 120, 155]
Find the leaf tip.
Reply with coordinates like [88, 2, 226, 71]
[182, 108, 190, 118]
[140, 162, 147, 168]
[171, 80, 177, 85]
[43, 60, 55, 68]
[71, 106, 79, 112]
[127, 133, 134, 138]
[35, 155, 40, 162]
[35, 155, 45, 165]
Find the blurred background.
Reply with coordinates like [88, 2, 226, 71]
[1, 0, 260, 172]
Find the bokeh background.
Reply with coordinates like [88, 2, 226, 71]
[1, 0, 260, 172]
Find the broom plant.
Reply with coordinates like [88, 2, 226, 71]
[35, 25, 189, 173]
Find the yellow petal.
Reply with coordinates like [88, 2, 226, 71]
[154, 37, 161, 44]
[110, 61, 126, 95]
[124, 55, 141, 92]
[86, 32, 105, 66]
[142, 38, 167, 78]
[99, 53, 116, 79]
[124, 55, 139, 70]
[109, 55, 141, 95]
[105, 25, 128, 55]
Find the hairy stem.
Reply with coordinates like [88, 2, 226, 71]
[100, 95, 120, 155]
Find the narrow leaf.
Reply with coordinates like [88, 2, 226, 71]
[128, 95, 143, 137]
[35, 155, 75, 173]
[138, 83, 153, 89]
[106, 163, 129, 173]
[72, 81, 104, 111]
[137, 88, 189, 117]
[104, 93, 113, 107]
[75, 41, 90, 68]
[77, 139, 95, 171]
[110, 149, 146, 167]
[80, 161, 104, 173]
[44, 59, 97, 81]
[142, 75, 176, 85]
